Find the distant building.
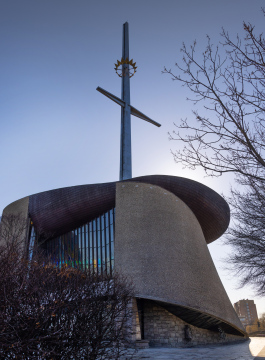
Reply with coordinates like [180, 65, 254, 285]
[234, 300, 258, 326]
[238, 316, 246, 325]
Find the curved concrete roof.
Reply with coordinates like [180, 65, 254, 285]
[28, 175, 229, 243]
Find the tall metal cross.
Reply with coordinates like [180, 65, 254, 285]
[97, 22, 161, 181]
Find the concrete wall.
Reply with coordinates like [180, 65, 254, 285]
[114, 181, 245, 334]
[3, 197, 29, 217]
[1, 197, 29, 253]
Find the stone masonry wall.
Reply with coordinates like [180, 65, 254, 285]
[143, 301, 246, 347]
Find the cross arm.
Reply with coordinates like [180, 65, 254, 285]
[130, 105, 161, 127]
[96, 86, 125, 107]
[96, 86, 161, 127]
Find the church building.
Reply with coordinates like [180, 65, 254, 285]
[2, 22, 247, 347]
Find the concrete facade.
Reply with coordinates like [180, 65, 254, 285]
[2, 175, 247, 346]
[3, 196, 29, 217]
[0, 196, 29, 252]
[115, 181, 245, 339]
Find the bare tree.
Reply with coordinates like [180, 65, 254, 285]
[0, 216, 135, 360]
[226, 178, 265, 295]
[259, 312, 265, 328]
[163, 10, 265, 293]
[163, 16, 265, 181]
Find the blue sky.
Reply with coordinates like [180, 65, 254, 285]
[1, 0, 264, 315]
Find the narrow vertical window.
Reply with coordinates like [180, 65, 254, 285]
[105, 211, 110, 274]
[28, 224, 36, 261]
[93, 219, 97, 273]
[110, 209, 115, 271]
[101, 214, 106, 274]
[89, 222, 93, 272]
[97, 217, 101, 274]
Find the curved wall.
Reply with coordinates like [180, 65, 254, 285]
[3, 196, 29, 217]
[3, 176, 229, 244]
[1, 177, 245, 336]
[1, 196, 29, 253]
[127, 175, 230, 243]
[28, 183, 116, 238]
[114, 181, 245, 334]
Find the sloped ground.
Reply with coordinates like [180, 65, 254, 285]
[122, 337, 265, 360]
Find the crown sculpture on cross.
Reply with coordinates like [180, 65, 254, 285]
[97, 22, 161, 181]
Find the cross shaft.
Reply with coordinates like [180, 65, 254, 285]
[97, 22, 161, 181]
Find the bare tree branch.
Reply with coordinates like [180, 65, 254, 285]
[0, 217, 135, 359]
[163, 9, 265, 294]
